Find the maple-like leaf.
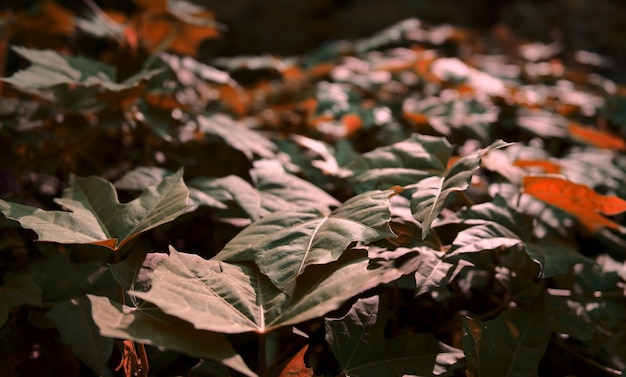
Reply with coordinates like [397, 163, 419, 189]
[1, 46, 162, 92]
[0, 170, 191, 250]
[523, 175, 626, 232]
[130, 246, 408, 334]
[325, 295, 463, 377]
[214, 190, 395, 294]
[463, 297, 551, 377]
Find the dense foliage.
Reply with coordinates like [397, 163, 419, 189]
[1, 1, 626, 376]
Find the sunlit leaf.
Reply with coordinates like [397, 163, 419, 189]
[463, 297, 551, 377]
[215, 190, 395, 293]
[411, 140, 510, 238]
[196, 114, 276, 159]
[0, 170, 191, 250]
[131, 246, 407, 334]
[345, 134, 452, 192]
[88, 295, 257, 376]
[325, 295, 463, 377]
[523, 175, 626, 232]
[1, 46, 162, 91]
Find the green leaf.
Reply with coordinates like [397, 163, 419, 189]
[0, 270, 41, 326]
[2, 46, 162, 91]
[325, 295, 463, 377]
[345, 134, 452, 192]
[191, 160, 340, 220]
[197, 114, 276, 159]
[411, 140, 511, 238]
[463, 296, 551, 377]
[131, 246, 407, 334]
[87, 295, 256, 377]
[448, 197, 593, 277]
[47, 296, 114, 375]
[0, 169, 191, 250]
[214, 190, 395, 293]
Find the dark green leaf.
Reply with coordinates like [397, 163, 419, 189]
[325, 295, 463, 377]
[0, 270, 41, 326]
[47, 296, 114, 375]
[463, 297, 551, 377]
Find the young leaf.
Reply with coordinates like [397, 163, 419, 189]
[130, 246, 408, 334]
[345, 134, 452, 192]
[325, 295, 462, 377]
[411, 140, 511, 238]
[214, 190, 395, 294]
[88, 295, 256, 377]
[0, 270, 42, 326]
[523, 175, 626, 232]
[46, 296, 114, 375]
[0, 169, 191, 250]
[463, 297, 551, 377]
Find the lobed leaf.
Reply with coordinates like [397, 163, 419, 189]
[214, 190, 395, 294]
[345, 134, 452, 192]
[131, 246, 408, 334]
[463, 297, 551, 377]
[88, 295, 256, 376]
[0, 270, 42, 326]
[325, 295, 463, 377]
[0, 169, 192, 250]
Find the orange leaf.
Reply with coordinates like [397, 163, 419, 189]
[523, 176, 626, 232]
[278, 346, 314, 377]
[568, 122, 626, 151]
[513, 159, 561, 174]
[403, 110, 429, 125]
[341, 113, 363, 135]
[218, 84, 250, 117]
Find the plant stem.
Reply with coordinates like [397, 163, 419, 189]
[136, 342, 150, 377]
[259, 332, 268, 377]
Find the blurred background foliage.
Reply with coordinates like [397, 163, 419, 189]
[1, 0, 626, 79]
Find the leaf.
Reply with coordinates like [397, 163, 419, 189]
[463, 297, 551, 377]
[191, 160, 340, 220]
[523, 175, 626, 232]
[411, 140, 510, 238]
[278, 346, 314, 377]
[402, 95, 499, 143]
[1, 46, 162, 91]
[0, 270, 42, 326]
[345, 134, 452, 192]
[412, 248, 456, 297]
[568, 122, 626, 151]
[88, 295, 256, 377]
[196, 114, 276, 159]
[447, 197, 593, 277]
[325, 295, 463, 377]
[0, 169, 191, 250]
[214, 190, 395, 294]
[46, 297, 114, 375]
[134, 0, 220, 56]
[131, 246, 407, 334]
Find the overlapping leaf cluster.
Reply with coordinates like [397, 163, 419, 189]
[1, 1, 626, 376]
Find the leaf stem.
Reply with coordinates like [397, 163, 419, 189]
[136, 342, 150, 377]
[259, 332, 268, 377]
